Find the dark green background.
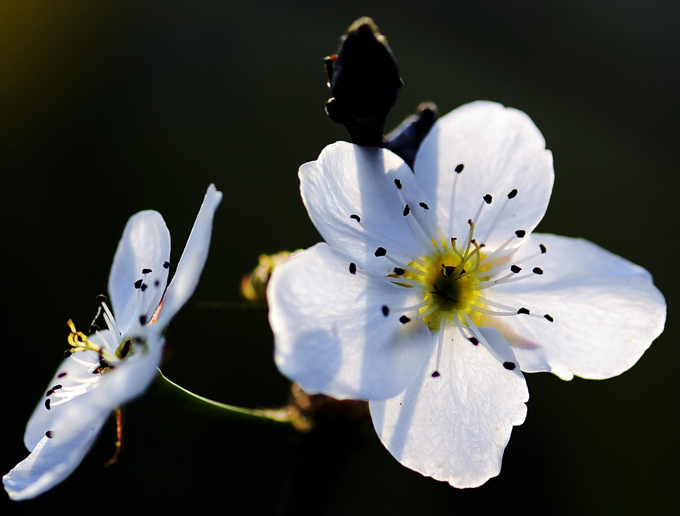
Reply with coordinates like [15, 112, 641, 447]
[1, 1, 677, 514]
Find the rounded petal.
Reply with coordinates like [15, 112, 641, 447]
[4, 422, 104, 501]
[413, 101, 554, 251]
[268, 242, 435, 400]
[300, 142, 432, 272]
[26, 332, 164, 448]
[370, 326, 528, 488]
[486, 234, 666, 380]
[156, 184, 222, 328]
[109, 210, 171, 334]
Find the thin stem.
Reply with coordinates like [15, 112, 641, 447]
[150, 369, 295, 427]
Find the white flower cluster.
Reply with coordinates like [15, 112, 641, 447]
[3, 101, 667, 501]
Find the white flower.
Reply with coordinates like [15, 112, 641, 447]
[3, 184, 222, 501]
[268, 102, 666, 488]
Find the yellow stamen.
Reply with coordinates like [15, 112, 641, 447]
[400, 237, 489, 331]
[66, 319, 118, 365]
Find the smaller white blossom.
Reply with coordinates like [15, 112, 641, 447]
[268, 102, 666, 488]
[3, 184, 222, 501]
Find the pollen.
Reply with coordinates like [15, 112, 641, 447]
[405, 238, 487, 331]
[66, 319, 118, 369]
[372, 184, 547, 335]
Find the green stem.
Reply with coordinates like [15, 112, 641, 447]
[150, 369, 294, 427]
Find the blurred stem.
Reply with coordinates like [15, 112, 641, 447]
[151, 369, 295, 427]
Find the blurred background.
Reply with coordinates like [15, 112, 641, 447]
[1, 1, 678, 514]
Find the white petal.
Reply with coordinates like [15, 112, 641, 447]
[156, 184, 222, 328]
[28, 332, 163, 447]
[268, 242, 435, 400]
[414, 101, 554, 251]
[370, 326, 528, 488]
[24, 330, 128, 449]
[4, 422, 104, 501]
[300, 142, 432, 272]
[486, 234, 666, 380]
[108, 210, 171, 334]
[24, 347, 99, 451]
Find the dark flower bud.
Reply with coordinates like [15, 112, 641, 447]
[324, 17, 403, 147]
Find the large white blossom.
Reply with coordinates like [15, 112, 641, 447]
[3, 184, 222, 500]
[268, 102, 666, 488]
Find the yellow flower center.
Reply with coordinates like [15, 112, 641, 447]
[402, 238, 488, 331]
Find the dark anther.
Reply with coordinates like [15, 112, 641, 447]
[483, 194, 493, 204]
[45, 389, 54, 397]
[510, 265, 522, 274]
[141, 284, 148, 292]
[394, 178, 402, 189]
[120, 340, 131, 358]
[431, 371, 441, 378]
[399, 315, 411, 324]
[324, 18, 403, 147]
[469, 337, 479, 345]
[96, 294, 108, 304]
[375, 247, 387, 257]
[394, 267, 405, 275]
[134, 279, 143, 289]
[517, 307, 531, 315]
[46, 431, 53, 439]
[139, 315, 148, 326]
[403, 204, 410, 216]
[163, 261, 171, 269]
[45, 399, 51, 410]
[515, 230, 526, 238]
[64, 350, 72, 358]
[350, 214, 361, 222]
[349, 263, 357, 274]
[382, 305, 389, 316]
[503, 362, 516, 370]
[533, 267, 544, 275]
[142, 268, 152, 274]
[441, 264, 455, 277]
[57, 372, 67, 378]
[385, 102, 439, 168]
[508, 189, 518, 199]
[419, 202, 429, 210]
[544, 314, 554, 322]
[52, 384, 62, 391]
[455, 164, 464, 173]
[539, 244, 547, 254]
